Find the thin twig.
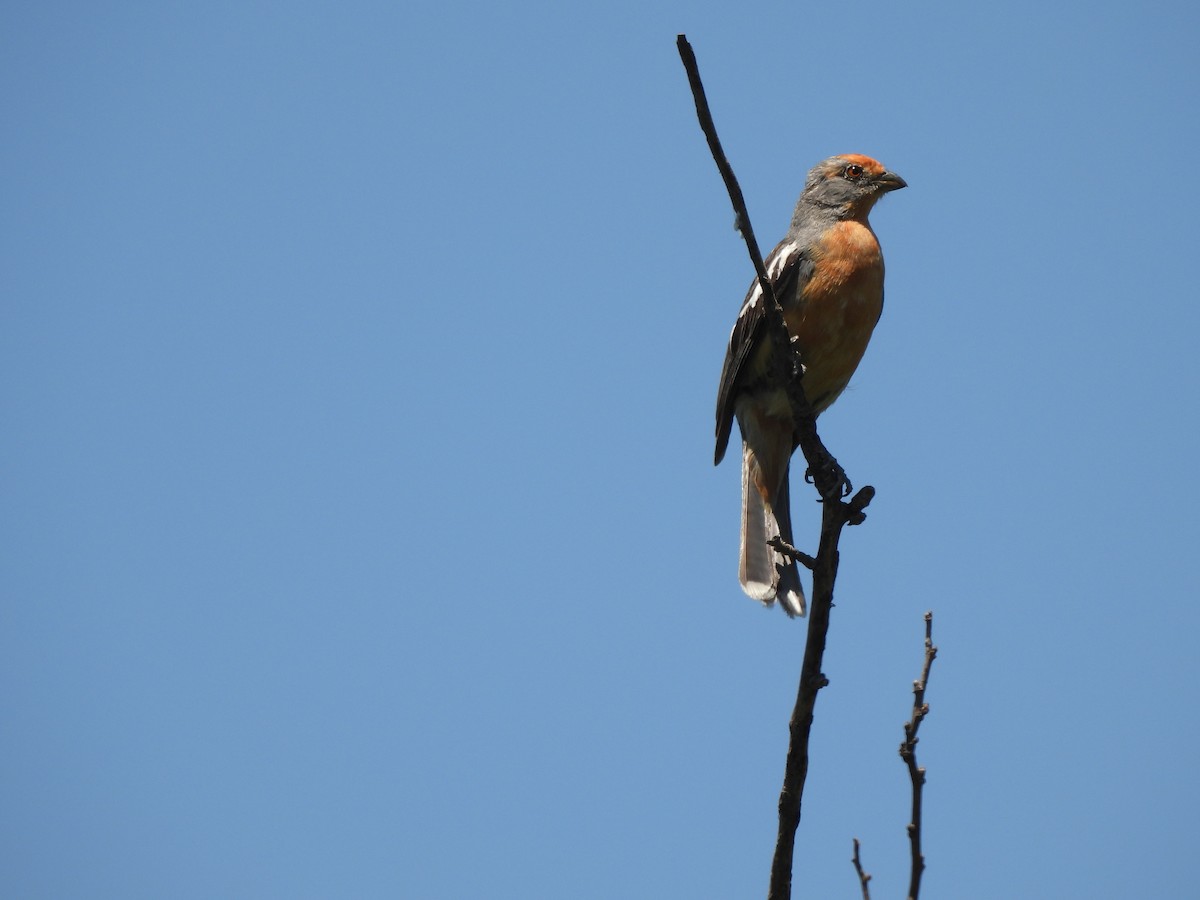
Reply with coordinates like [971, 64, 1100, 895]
[900, 612, 937, 900]
[674, 36, 772, 295]
[766, 536, 816, 571]
[676, 35, 875, 900]
[851, 838, 873, 900]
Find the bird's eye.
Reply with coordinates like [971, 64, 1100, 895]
[844, 164, 865, 180]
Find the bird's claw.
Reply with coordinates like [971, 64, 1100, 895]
[804, 453, 852, 501]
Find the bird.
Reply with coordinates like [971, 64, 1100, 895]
[714, 154, 906, 617]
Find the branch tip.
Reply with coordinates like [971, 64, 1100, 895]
[851, 838, 872, 900]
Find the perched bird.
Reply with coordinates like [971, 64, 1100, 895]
[714, 154, 906, 616]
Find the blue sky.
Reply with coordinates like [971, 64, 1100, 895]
[3, 1, 1198, 897]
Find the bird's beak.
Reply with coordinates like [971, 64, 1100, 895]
[875, 171, 907, 192]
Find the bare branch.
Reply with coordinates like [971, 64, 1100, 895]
[767, 495, 865, 900]
[851, 838, 873, 900]
[676, 35, 877, 900]
[900, 612, 938, 900]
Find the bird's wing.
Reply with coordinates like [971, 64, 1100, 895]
[713, 239, 814, 464]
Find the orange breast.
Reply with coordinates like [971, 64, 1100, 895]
[784, 220, 884, 413]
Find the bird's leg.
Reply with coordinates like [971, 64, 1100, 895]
[785, 344, 852, 502]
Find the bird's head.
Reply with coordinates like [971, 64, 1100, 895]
[799, 154, 906, 219]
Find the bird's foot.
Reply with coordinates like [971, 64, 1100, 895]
[805, 450, 852, 501]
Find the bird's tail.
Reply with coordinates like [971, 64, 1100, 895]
[740, 443, 806, 617]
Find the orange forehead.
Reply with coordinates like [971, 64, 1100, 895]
[831, 154, 885, 176]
